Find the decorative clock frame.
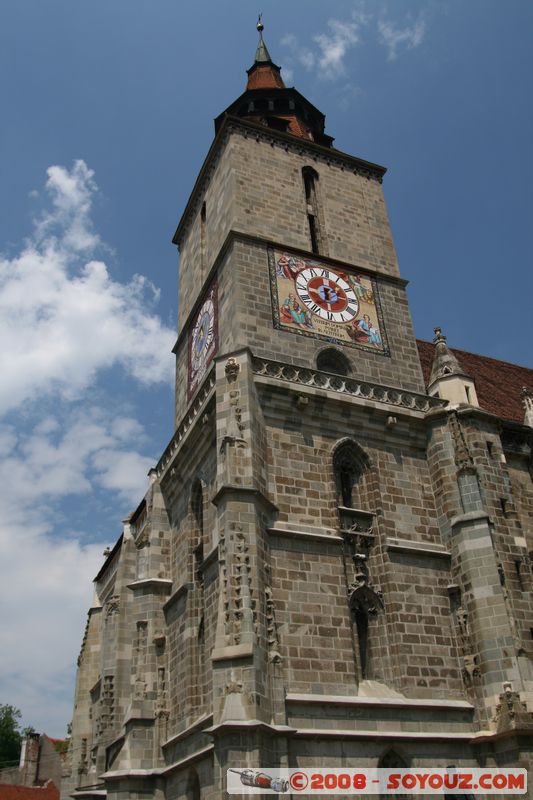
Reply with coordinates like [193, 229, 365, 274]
[187, 279, 219, 399]
[269, 248, 389, 356]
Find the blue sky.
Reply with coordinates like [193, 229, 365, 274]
[0, 1, 532, 738]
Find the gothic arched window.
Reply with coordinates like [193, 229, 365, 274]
[187, 769, 201, 800]
[316, 347, 351, 377]
[332, 439, 370, 509]
[191, 479, 205, 581]
[379, 751, 409, 800]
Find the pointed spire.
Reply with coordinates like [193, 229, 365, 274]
[429, 327, 467, 384]
[427, 327, 479, 406]
[246, 16, 285, 90]
[254, 14, 273, 63]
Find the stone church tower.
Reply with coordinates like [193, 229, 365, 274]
[64, 22, 533, 800]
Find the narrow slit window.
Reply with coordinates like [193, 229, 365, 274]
[302, 167, 322, 254]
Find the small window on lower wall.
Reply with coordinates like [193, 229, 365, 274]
[316, 347, 351, 376]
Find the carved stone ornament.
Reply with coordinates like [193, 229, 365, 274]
[348, 581, 384, 616]
[105, 595, 120, 618]
[493, 684, 533, 733]
[225, 357, 240, 383]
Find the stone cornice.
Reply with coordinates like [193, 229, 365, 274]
[285, 693, 473, 711]
[385, 537, 451, 559]
[172, 115, 387, 246]
[253, 356, 446, 416]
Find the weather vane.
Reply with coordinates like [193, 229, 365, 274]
[257, 13, 264, 33]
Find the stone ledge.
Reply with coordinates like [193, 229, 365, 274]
[211, 483, 278, 513]
[293, 728, 475, 740]
[211, 643, 254, 662]
[163, 582, 193, 613]
[126, 578, 173, 592]
[450, 510, 491, 530]
[101, 744, 215, 779]
[285, 693, 473, 711]
[162, 712, 213, 749]
[205, 719, 296, 737]
[385, 538, 451, 559]
[268, 525, 343, 546]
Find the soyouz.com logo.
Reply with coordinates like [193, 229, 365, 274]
[227, 767, 527, 795]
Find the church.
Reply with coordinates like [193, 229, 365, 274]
[64, 21, 533, 800]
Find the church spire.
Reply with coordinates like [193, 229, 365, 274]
[214, 17, 334, 147]
[246, 16, 285, 90]
[254, 15, 273, 64]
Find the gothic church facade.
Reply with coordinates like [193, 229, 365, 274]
[64, 25, 533, 800]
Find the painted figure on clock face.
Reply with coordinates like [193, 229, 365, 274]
[270, 248, 388, 355]
[280, 293, 313, 328]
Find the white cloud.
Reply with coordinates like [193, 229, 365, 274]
[0, 160, 174, 416]
[0, 160, 173, 735]
[280, 6, 428, 94]
[314, 18, 362, 80]
[378, 16, 426, 61]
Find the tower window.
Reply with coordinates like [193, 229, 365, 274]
[332, 439, 370, 509]
[200, 202, 206, 269]
[316, 347, 350, 376]
[302, 167, 323, 255]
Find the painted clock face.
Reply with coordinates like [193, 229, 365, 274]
[295, 267, 359, 323]
[270, 248, 389, 355]
[188, 281, 218, 399]
[191, 299, 215, 371]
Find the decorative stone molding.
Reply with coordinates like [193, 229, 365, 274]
[252, 356, 445, 413]
[156, 369, 215, 477]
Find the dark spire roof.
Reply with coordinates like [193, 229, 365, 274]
[254, 15, 273, 63]
[429, 327, 471, 385]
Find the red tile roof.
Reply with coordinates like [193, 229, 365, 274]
[417, 340, 533, 424]
[0, 781, 59, 800]
[246, 64, 285, 90]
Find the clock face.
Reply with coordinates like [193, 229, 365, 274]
[270, 248, 389, 355]
[191, 299, 215, 370]
[295, 267, 359, 323]
[188, 281, 218, 399]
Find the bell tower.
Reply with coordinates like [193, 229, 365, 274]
[163, 20, 459, 796]
[66, 20, 533, 800]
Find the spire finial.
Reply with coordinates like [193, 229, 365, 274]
[253, 13, 273, 63]
[433, 326, 446, 344]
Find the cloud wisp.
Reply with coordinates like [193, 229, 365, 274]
[378, 17, 426, 61]
[280, 6, 426, 102]
[0, 161, 174, 735]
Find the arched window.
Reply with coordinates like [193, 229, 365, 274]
[191, 479, 205, 581]
[332, 439, 370, 509]
[302, 167, 322, 254]
[187, 769, 201, 800]
[379, 751, 408, 800]
[316, 347, 350, 376]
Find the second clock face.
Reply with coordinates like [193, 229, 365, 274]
[188, 281, 218, 399]
[295, 267, 359, 323]
[191, 299, 215, 371]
